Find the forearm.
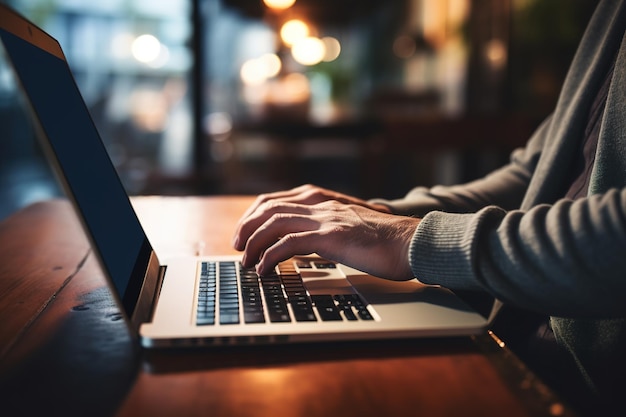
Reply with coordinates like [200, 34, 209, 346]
[410, 189, 626, 318]
[372, 163, 531, 216]
[372, 116, 553, 217]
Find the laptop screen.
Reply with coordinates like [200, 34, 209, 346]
[0, 16, 150, 317]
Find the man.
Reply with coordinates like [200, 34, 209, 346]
[232, 0, 626, 412]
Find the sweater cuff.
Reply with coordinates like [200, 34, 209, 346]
[409, 210, 487, 290]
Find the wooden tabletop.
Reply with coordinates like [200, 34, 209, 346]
[0, 196, 578, 417]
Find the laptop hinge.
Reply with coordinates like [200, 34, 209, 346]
[130, 251, 164, 331]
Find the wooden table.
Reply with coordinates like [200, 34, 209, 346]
[0, 196, 578, 417]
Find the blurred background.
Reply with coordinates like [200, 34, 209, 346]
[0, 0, 597, 220]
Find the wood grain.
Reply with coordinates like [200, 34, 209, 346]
[0, 200, 90, 359]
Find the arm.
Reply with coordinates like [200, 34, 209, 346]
[370, 116, 553, 217]
[233, 114, 626, 318]
[231, 118, 546, 284]
[412, 189, 626, 318]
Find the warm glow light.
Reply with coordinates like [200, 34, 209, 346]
[259, 53, 282, 78]
[485, 39, 507, 70]
[263, 0, 296, 10]
[240, 59, 266, 85]
[266, 73, 310, 105]
[132, 34, 161, 64]
[420, 0, 469, 48]
[291, 36, 325, 66]
[280, 19, 309, 47]
[421, 0, 447, 48]
[240, 53, 282, 85]
[321, 37, 341, 62]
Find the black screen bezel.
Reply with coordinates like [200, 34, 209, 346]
[0, 4, 153, 319]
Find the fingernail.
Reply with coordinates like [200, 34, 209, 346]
[232, 236, 239, 249]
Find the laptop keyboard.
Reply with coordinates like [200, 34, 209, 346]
[196, 260, 373, 326]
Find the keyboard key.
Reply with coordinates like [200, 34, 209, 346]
[314, 262, 336, 269]
[357, 309, 374, 320]
[311, 295, 342, 321]
[220, 312, 240, 325]
[278, 261, 298, 274]
[244, 310, 265, 324]
[285, 289, 308, 298]
[340, 306, 358, 321]
[291, 302, 317, 321]
[197, 316, 215, 326]
[293, 309, 317, 322]
[268, 310, 291, 323]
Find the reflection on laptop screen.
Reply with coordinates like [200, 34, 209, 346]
[0, 27, 149, 314]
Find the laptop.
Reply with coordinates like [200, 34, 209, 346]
[0, 5, 499, 348]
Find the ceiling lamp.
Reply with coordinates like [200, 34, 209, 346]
[263, 0, 296, 11]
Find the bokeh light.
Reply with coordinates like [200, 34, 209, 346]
[132, 34, 162, 64]
[263, 0, 296, 10]
[484, 39, 507, 70]
[280, 19, 309, 47]
[321, 36, 341, 62]
[291, 36, 325, 66]
[258, 53, 282, 78]
[240, 53, 282, 85]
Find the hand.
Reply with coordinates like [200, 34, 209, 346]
[232, 196, 420, 281]
[234, 184, 391, 232]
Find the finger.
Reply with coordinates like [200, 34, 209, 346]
[237, 190, 298, 224]
[275, 186, 370, 209]
[240, 212, 320, 266]
[255, 230, 324, 275]
[234, 185, 318, 232]
[234, 201, 313, 251]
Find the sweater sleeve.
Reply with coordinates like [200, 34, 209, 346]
[371, 111, 626, 318]
[410, 189, 626, 318]
[370, 116, 552, 217]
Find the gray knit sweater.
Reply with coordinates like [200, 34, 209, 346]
[373, 0, 626, 401]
